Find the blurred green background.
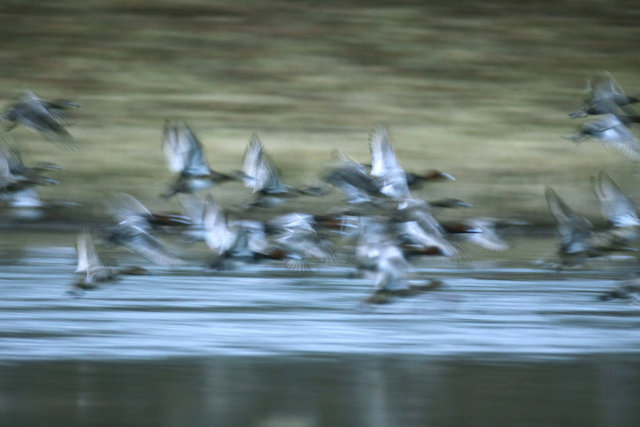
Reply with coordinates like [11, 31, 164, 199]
[1, 0, 638, 225]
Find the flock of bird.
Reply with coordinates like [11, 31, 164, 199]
[2, 71, 640, 304]
[551, 71, 640, 302]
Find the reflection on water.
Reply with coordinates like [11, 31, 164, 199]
[2, 356, 640, 426]
[1, 230, 640, 425]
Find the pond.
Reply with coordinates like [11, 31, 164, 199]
[1, 228, 639, 425]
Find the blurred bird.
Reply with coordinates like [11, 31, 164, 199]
[202, 196, 279, 268]
[355, 217, 444, 304]
[405, 170, 456, 189]
[323, 151, 384, 205]
[0, 185, 80, 217]
[162, 120, 234, 198]
[266, 212, 335, 267]
[0, 147, 23, 194]
[593, 173, 639, 227]
[355, 217, 410, 289]
[103, 194, 184, 266]
[546, 184, 639, 267]
[599, 278, 640, 302]
[109, 193, 191, 231]
[545, 186, 594, 266]
[368, 126, 457, 195]
[566, 114, 640, 160]
[0, 143, 59, 192]
[429, 198, 473, 209]
[450, 218, 515, 251]
[202, 196, 245, 259]
[175, 193, 210, 242]
[74, 230, 118, 290]
[201, 196, 333, 270]
[569, 71, 639, 118]
[391, 199, 459, 258]
[363, 278, 444, 304]
[369, 126, 411, 202]
[1, 187, 44, 209]
[0, 90, 79, 147]
[73, 230, 148, 292]
[325, 128, 459, 209]
[240, 133, 321, 207]
[591, 172, 640, 246]
[0, 143, 65, 212]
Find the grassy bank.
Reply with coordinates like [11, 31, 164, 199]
[1, 0, 639, 226]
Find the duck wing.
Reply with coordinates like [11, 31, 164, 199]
[109, 193, 152, 230]
[589, 71, 637, 114]
[592, 115, 640, 160]
[370, 126, 401, 177]
[179, 121, 212, 176]
[324, 157, 382, 204]
[242, 134, 282, 193]
[592, 172, 640, 228]
[75, 230, 104, 273]
[6, 91, 77, 147]
[545, 187, 593, 254]
[163, 120, 211, 176]
[569, 115, 640, 160]
[202, 196, 238, 255]
[369, 126, 410, 200]
[462, 218, 510, 251]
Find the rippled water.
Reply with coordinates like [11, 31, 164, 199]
[1, 231, 640, 360]
[2, 230, 640, 425]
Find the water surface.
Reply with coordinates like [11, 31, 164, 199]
[1, 230, 640, 425]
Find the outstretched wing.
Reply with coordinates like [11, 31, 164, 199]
[180, 122, 212, 176]
[545, 187, 592, 253]
[593, 172, 640, 228]
[370, 126, 400, 177]
[108, 193, 151, 229]
[11, 91, 77, 147]
[369, 126, 410, 200]
[75, 230, 103, 273]
[163, 120, 211, 175]
[242, 133, 281, 193]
